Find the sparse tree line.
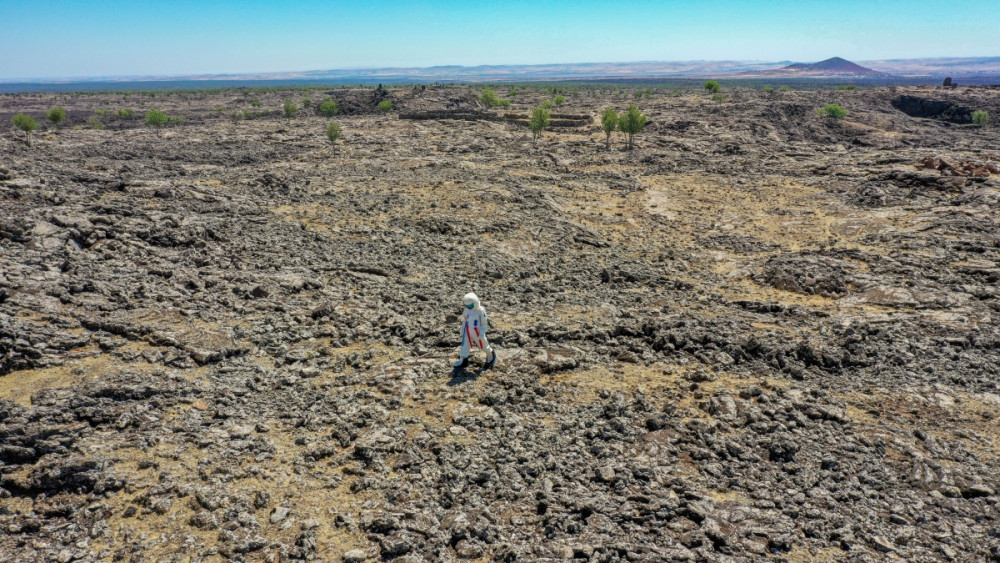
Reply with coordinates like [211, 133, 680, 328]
[8, 85, 992, 150]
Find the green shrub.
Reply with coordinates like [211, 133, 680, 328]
[972, 110, 990, 127]
[251, 98, 261, 107]
[377, 100, 393, 113]
[601, 108, 618, 150]
[95, 109, 107, 116]
[817, 103, 847, 120]
[325, 122, 341, 155]
[508, 88, 517, 97]
[301, 97, 312, 108]
[704, 80, 721, 94]
[618, 104, 647, 150]
[243, 110, 256, 120]
[283, 100, 298, 118]
[529, 106, 550, 146]
[713, 93, 727, 103]
[479, 88, 501, 106]
[12, 113, 40, 141]
[145, 109, 170, 134]
[47, 106, 67, 126]
[116, 109, 134, 118]
[778, 85, 792, 92]
[231, 111, 245, 123]
[319, 100, 339, 116]
[762, 86, 774, 93]
[479, 88, 511, 108]
[540, 99, 554, 110]
[553, 95, 566, 106]
[836, 85, 856, 91]
[87, 116, 105, 130]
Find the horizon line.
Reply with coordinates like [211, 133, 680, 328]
[3, 55, 998, 83]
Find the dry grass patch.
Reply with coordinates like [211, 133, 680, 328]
[88, 421, 375, 560]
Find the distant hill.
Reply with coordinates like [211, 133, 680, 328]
[784, 57, 880, 73]
[745, 57, 892, 78]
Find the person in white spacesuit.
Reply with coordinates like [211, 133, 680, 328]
[454, 292, 496, 369]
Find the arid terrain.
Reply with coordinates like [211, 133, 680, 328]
[1, 84, 999, 561]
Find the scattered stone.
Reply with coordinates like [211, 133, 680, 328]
[595, 465, 616, 482]
[269, 506, 290, 524]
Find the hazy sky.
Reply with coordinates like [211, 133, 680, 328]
[1, 0, 997, 79]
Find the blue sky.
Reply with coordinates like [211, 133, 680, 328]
[1, 0, 997, 79]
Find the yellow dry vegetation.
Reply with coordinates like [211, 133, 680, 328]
[784, 545, 848, 562]
[704, 489, 751, 504]
[836, 388, 1000, 464]
[544, 362, 790, 409]
[0, 340, 216, 406]
[89, 421, 375, 560]
[271, 179, 504, 240]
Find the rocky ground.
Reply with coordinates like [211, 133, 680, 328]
[1, 83, 999, 561]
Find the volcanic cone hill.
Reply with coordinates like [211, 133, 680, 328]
[0, 84, 999, 560]
[746, 56, 892, 78]
[784, 57, 885, 74]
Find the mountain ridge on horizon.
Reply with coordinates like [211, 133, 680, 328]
[5, 56, 1000, 84]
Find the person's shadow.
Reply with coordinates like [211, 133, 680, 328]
[447, 363, 491, 386]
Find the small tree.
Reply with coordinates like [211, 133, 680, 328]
[87, 116, 105, 130]
[283, 99, 298, 118]
[762, 85, 774, 93]
[618, 104, 647, 150]
[529, 106, 550, 147]
[972, 110, 990, 127]
[778, 85, 792, 92]
[817, 103, 847, 120]
[704, 80, 721, 94]
[325, 122, 341, 155]
[377, 100, 393, 113]
[12, 113, 39, 145]
[540, 99, 554, 110]
[553, 95, 566, 106]
[319, 99, 339, 116]
[47, 106, 67, 128]
[601, 108, 618, 150]
[145, 109, 169, 135]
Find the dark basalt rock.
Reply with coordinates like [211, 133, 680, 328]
[891, 95, 974, 123]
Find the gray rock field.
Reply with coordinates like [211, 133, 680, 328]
[1, 84, 999, 560]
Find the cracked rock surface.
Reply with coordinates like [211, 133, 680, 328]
[1, 85, 999, 560]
